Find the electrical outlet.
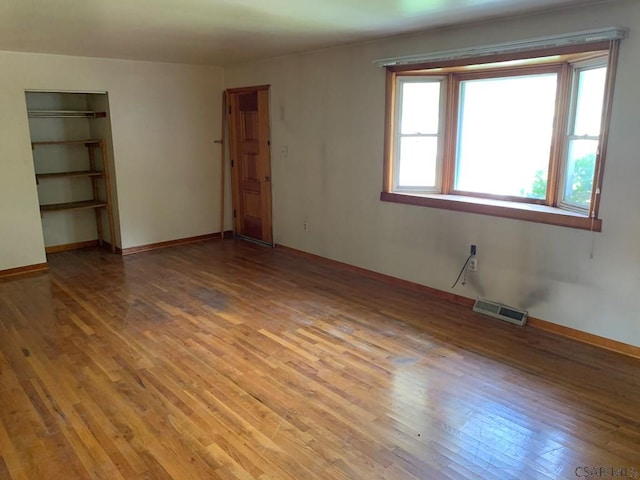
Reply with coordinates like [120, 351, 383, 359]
[470, 244, 477, 255]
[469, 258, 477, 271]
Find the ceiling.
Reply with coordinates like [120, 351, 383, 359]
[0, 0, 598, 66]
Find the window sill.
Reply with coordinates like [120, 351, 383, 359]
[380, 192, 602, 231]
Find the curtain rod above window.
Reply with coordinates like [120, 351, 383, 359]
[373, 27, 628, 68]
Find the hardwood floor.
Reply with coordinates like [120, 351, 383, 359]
[0, 240, 639, 479]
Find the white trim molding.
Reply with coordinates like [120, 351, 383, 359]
[373, 27, 628, 68]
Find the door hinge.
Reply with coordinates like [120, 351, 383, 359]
[231, 159, 234, 168]
[233, 209, 236, 218]
[267, 140, 270, 146]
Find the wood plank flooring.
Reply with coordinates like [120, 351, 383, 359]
[0, 239, 639, 479]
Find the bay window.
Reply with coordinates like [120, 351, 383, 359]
[381, 34, 623, 231]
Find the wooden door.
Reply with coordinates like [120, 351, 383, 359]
[227, 86, 273, 244]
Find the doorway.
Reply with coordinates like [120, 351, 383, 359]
[226, 86, 273, 245]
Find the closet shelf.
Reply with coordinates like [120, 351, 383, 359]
[28, 110, 107, 119]
[36, 170, 104, 180]
[40, 200, 108, 213]
[31, 139, 102, 147]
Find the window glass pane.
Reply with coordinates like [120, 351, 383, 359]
[455, 73, 557, 199]
[563, 139, 598, 208]
[398, 136, 438, 187]
[573, 67, 606, 136]
[400, 82, 440, 135]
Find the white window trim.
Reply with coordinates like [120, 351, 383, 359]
[373, 27, 627, 68]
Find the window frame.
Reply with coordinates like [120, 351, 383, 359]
[558, 58, 609, 213]
[449, 64, 561, 204]
[393, 75, 447, 193]
[381, 41, 621, 231]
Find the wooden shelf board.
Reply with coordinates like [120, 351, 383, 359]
[28, 110, 107, 119]
[40, 200, 107, 213]
[36, 170, 103, 180]
[31, 139, 102, 147]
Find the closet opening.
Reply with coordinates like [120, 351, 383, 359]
[25, 91, 120, 254]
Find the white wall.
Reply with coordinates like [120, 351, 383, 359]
[225, 0, 640, 347]
[0, 51, 225, 270]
